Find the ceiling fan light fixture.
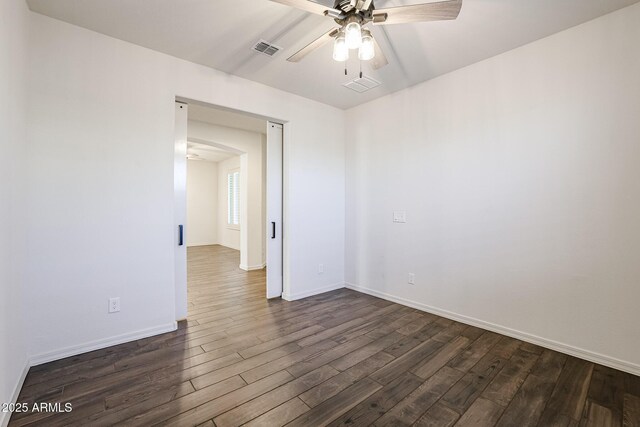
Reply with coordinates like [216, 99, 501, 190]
[333, 31, 349, 62]
[344, 20, 362, 49]
[278, 0, 464, 70]
[358, 30, 375, 61]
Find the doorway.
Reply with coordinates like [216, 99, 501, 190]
[174, 101, 284, 320]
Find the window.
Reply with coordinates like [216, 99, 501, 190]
[227, 170, 240, 228]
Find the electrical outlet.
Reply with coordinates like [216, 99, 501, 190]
[318, 264, 324, 274]
[393, 211, 407, 223]
[109, 297, 121, 313]
[408, 273, 415, 285]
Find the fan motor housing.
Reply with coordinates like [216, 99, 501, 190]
[333, 0, 375, 25]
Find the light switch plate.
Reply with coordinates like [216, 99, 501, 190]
[393, 211, 407, 223]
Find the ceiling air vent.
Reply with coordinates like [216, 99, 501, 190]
[343, 75, 381, 93]
[252, 40, 282, 57]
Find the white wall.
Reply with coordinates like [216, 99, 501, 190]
[0, 0, 30, 424]
[217, 155, 241, 251]
[346, 3, 640, 374]
[186, 160, 218, 247]
[25, 11, 345, 361]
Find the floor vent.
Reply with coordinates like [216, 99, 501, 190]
[252, 40, 282, 57]
[343, 75, 381, 93]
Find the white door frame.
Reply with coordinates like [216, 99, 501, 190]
[174, 99, 287, 319]
[174, 101, 188, 320]
[266, 122, 283, 298]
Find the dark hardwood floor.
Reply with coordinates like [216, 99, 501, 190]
[10, 245, 640, 426]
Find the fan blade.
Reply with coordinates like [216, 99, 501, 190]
[371, 37, 389, 70]
[287, 28, 340, 63]
[269, 0, 342, 17]
[372, 0, 462, 25]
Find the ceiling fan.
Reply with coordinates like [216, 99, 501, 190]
[270, 0, 463, 69]
[186, 142, 228, 161]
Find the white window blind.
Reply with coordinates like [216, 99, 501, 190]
[227, 171, 240, 226]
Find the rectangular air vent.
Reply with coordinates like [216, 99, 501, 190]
[252, 40, 282, 57]
[343, 75, 381, 93]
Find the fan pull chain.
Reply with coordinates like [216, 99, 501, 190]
[359, 61, 363, 79]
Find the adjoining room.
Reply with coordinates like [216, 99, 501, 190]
[183, 104, 272, 324]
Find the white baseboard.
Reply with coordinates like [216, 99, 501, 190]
[1, 322, 177, 425]
[0, 359, 30, 427]
[29, 322, 177, 366]
[186, 242, 218, 247]
[239, 263, 266, 271]
[345, 282, 640, 377]
[283, 282, 345, 301]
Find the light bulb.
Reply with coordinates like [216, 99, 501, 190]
[333, 32, 349, 62]
[345, 21, 362, 49]
[358, 30, 375, 61]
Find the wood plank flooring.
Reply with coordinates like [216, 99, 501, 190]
[10, 245, 640, 426]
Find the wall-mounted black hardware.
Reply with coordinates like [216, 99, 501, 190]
[179, 224, 184, 246]
[271, 222, 276, 239]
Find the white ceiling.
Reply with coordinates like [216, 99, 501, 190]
[27, 0, 640, 109]
[187, 141, 237, 163]
[186, 104, 265, 162]
[188, 104, 267, 135]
